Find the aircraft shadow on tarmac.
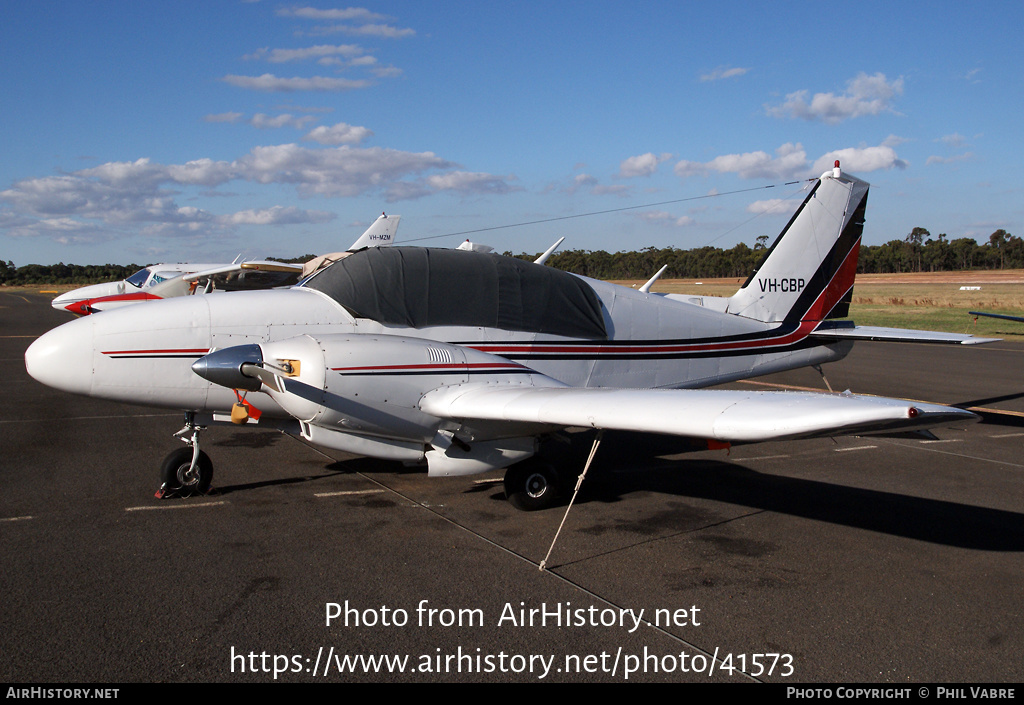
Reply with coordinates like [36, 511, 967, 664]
[953, 393, 1024, 428]
[480, 430, 1024, 552]
[209, 473, 340, 496]
[212, 430, 286, 449]
[192, 428, 1024, 551]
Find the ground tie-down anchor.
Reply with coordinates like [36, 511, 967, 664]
[813, 364, 834, 393]
[540, 430, 603, 572]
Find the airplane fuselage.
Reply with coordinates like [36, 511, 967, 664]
[27, 276, 851, 421]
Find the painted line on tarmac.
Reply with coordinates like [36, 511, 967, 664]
[875, 437, 1024, 469]
[0, 413, 178, 424]
[835, 445, 878, 452]
[315, 489, 385, 498]
[1, 515, 34, 523]
[968, 406, 1024, 418]
[739, 379, 828, 393]
[125, 501, 227, 512]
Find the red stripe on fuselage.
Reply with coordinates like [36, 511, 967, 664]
[102, 348, 210, 356]
[466, 247, 862, 358]
[331, 362, 528, 372]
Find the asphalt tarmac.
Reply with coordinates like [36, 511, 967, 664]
[3, 289, 1023, 683]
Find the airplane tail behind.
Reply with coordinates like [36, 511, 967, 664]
[348, 213, 401, 251]
[726, 163, 868, 324]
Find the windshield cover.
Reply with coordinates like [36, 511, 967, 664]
[303, 247, 607, 339]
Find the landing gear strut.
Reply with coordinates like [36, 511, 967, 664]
[156, 412, 213, 498]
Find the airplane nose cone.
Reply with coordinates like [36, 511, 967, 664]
[25, 317, 95, 396]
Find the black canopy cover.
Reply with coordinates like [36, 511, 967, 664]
[303, 247, 607, 339]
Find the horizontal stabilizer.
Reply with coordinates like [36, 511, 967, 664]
[811, 322, 999, 345]
[969, 311, 1024, 324]
[420, 385, 978, 443]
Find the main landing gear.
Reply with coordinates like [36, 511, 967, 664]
[155, 412, 213, 498]
[503, 457, 565, 511]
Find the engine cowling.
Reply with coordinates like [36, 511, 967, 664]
[193, 333, 545, 474]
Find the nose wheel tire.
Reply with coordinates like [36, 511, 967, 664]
[158, 447, 213, 498]
[504, 459, 562, 511]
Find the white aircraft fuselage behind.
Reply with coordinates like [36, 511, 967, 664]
[51, 263, 226, 312]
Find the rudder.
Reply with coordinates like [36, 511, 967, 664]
[727, 164, 868, 324]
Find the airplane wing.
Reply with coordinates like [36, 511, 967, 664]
[182, 261, 304, 292]
[969, 311, 1024, 323]
[810, 322, 999, 345]
[419, 384, 978, 444]
[181, 261, 302, 282]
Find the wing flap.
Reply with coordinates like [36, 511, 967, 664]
[420, 385, 977, 443]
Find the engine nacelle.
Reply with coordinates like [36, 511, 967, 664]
[194, 333, 546, 475]
[259, 333, 471, 442]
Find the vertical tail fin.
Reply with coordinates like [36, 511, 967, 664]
[347, 212, 401, 251]
[727, 166, 868, 324]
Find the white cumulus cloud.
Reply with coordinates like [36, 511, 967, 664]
[812, 146, 908, 174]
[766, 72, 904, 124]
[250, 113, 318, 130]
[304, 122, 374, 145]
[675, 143, 809, 180]
[619, 152, 673, 178]
[219, 206, 335, 225]
[700, 66, 750, 82]
[277, 7, 388, 22]
[746, 199, 799, 215]
[1, 141, 518, 240]
[637, 210, 695, 227]
[222, 74, 372, 92]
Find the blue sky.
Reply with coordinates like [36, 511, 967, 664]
[2, 1, 1022, 266]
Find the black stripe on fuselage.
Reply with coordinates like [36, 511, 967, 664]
[453, 321, 803, 351]
[482, 337, 824, 361]
[105, 354, 208, 359]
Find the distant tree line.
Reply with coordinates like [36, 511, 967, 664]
[856, 228, 1024, 274]
[2, 229, 1021, 285]
[507, 228, 1024, 279]
[0, 260, 143, 286]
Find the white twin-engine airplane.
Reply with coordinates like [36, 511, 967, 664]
[53, 213, 401, 316]
[25, 165, 995, 509]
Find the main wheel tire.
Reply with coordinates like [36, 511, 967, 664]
[159, 447, 213, 498]
[504, 459, 562, 511]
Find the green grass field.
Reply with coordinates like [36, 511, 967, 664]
[613, 271, 1024, 340]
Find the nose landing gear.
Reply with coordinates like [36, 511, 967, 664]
[155, 412, 213, 498]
